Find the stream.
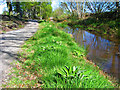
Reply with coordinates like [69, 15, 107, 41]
[64, 26, 120, 80]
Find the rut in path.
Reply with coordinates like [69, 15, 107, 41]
[0, 21, 39, 88]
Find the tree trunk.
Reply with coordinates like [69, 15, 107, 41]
[77, 2, 81, 18]
[33, 6, 36, 19]
[16, 0, 22, 18]
[6, 0, 12, 16]
[116, 2, 119, 18]
[116, 2, 119, 12]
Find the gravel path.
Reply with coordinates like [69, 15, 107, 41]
[0, 21, 39, 88]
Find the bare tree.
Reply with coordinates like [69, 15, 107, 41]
[85, 2, 116, 13]
[61, 2, 85, 18]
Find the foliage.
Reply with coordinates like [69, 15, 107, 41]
[5, 1, 52, 19]
[52, 8, 64, 18]
[57, 66, 84, 79]
[57, 22, 68, 28]
[52, 8, 69, 21]
[43, 66, 88, 88]
[2, 11, 9, 15]
[38, 20, 46, 23]
[41, 2, 52, 19]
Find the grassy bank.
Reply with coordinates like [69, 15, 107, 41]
[3, 21, 117, 88]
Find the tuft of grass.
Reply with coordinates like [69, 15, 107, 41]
[3, 21, 117, 88]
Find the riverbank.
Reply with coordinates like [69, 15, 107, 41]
[55, 21, 120, 81]
[68, 13, 120, 43]
[68, 19, 119, 42]
[2, 21, 118, 88]
[54, 11, 120, 43]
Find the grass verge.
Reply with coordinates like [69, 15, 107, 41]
[2, 21, 118, 88]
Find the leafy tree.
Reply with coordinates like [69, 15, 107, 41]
[40, 2, 52, 19]
[52, 7, 64, 18]
[14, 0, 23, 18]
[5, 1, 52, 19]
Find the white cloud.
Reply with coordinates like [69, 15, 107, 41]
[0, 3, 7, 14]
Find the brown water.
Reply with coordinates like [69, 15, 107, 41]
[64, 27, 120, 80]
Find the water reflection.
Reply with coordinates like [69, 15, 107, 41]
[64, 27, 120, 80]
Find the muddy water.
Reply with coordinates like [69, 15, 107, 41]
[64, 27, 120, 80]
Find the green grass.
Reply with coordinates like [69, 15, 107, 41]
[56, 22, 68, 28]
[3, 21, 117, 88]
